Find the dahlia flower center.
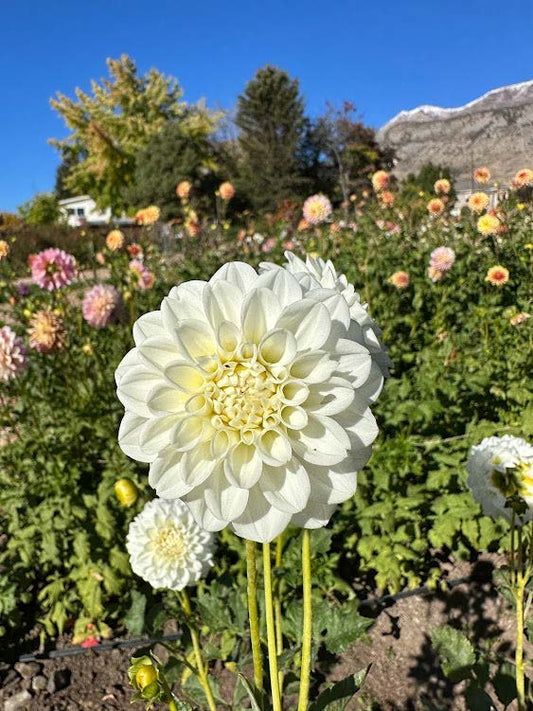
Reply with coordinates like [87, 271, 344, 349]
[205, 359, 281, 433]
[152, 525, 187, 561]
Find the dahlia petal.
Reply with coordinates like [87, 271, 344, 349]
[175, 320, 216, 361]
[335, 339, 372, 386]
[260, 461, 310, 514]
[338, 405, 379, 448]
[254, 268, 303, 307]
[305, 462, 358, 504]
[173, 416, 205, 451]
[280, 380, 310, 406]
[306, 289, 351, 329]
[258, 429, 292, 466]
[211, 261, 258, 293]
[203, 281, 242, 329]
[168, 280, 207, 303]
[259, 329, 297, 366]
[165, 363, 205, 392]
[242, 288, 282, 344]
[184, 493, 228, 532]
[140, 414, 180, 454]
[161, 295, 204, 333]
[232, 489, 291, 543]
[225, 443, 263, 488]
[291, 501, 336, 529]
[280, 405, 308, 430]
[115, 348, 140, 386]
[138, 337, 181, 372]
[276, 300, 331, 350]
[204, 472, 250, 521]
[217, 321, 241, 352]
[306, 377, 356, 416]
[148, 385, 188, 414]
[291, 415, 349, 466]
[118, 412, 154, 463]
[289, 352, 336, 384]
[133, 311, 165, 345]
[117, 366, 163, 417]
[149, 451, 195, 498]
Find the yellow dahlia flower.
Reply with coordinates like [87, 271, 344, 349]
[427, 198, 445, 217]
[371, 170, 389, 192]
[468, 192, 489, 213]
[176, 181, 192, 200]
[28, 307, 67, 353]
[106, 229, 125, 252]
[485, 265, 509, 286]
[477, 214, 500, 236]
[473, 167, 491, 184]
[434, 178, 451, 195]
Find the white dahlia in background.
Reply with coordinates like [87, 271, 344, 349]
[262, 252, 391, 404]
[126, 498, 214, 590]
[116, 260, 382, 542]
[466, 435, 533, 523]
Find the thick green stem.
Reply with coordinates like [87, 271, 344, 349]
[298, 529, 312, 711]
[180, 590, 217, 711]
[515, 573, 526, 711]
[246, 540, 264, 691]
[263, 542, 282, 711]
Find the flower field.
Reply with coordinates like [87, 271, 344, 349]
[2, 169, 533, 709]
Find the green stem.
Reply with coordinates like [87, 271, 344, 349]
[298, 529, 312, 711]
[274, 534, 284, 692]
[180, 590, 217, 711]
[515, 572, 526, 711]
[263, 542, 282, 711]
[246, 540, 264, 692]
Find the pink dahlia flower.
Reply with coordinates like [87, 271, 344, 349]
[31, 248, 76, 291]
[82, 285, 122, 328]
[430, 246, 455, 272]
[302, 194, 332, 225]
[129, 260, 155, 290]
[0, 326, 27, 382]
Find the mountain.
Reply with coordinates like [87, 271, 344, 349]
[377, 80, 533, 189]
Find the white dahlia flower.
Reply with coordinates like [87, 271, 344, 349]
[116, 260, 382, 542]
[466, 435, 533, 523]
[261, 252, 391, 403]
[126, 498, 214, 590]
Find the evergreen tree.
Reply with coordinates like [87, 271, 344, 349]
[124, 118, 221, 220]
[235, 65, 308, 210]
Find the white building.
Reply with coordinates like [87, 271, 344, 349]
[58, 195, 133, 228]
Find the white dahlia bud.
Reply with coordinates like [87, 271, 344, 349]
[116, 260, 383, 542]
[466, 435, 533, 523]
[126, 499, 214, 590]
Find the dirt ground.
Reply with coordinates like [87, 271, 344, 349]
[0, 556, 528, 710]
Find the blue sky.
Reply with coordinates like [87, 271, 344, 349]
[2, 0, 533, 212]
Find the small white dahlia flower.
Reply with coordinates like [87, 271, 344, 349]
[466, 435, 533, 522]
[0, 326, 27, 381]
[116, 260, 383, 542]
[126, 498, 214, 590]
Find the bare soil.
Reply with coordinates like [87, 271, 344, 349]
[1, 556, 529, 710]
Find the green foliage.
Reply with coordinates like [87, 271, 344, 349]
[123, 118, 220, 220]
[18, 192, 62, 225]
[404, 162, 457, 201]
[236, 65, 308, 209]
[49, 54, 219, 214]
[307, 102, 394, 201]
